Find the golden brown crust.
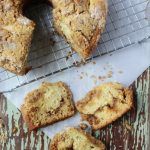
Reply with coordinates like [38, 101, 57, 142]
[0, 0, 35, 75]
[50, 128, 105, 150]
[20, 82, 75, 130]
[51, 0, 107, 59]
[76, 82, 134, 130]
[1, 0, 107, 74]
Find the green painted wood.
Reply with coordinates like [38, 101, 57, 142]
[0, 67, 149, 150]
[0, 95, 50, 150]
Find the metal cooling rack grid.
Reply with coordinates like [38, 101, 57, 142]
[0, 0, 150, 92]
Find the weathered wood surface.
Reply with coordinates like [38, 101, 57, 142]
[0, 96, 50, 150]
[0, 67, 149, 150]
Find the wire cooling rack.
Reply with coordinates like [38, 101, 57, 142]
[0, 0, 150, 92]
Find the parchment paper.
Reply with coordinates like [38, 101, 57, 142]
[5, 40, 150, 139]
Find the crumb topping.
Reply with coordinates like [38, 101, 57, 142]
[52, 0, 107, 58]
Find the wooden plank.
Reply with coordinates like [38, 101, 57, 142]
[0, 95, 50, 150]
[0, 67, 149, 149]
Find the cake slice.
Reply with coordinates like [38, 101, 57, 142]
[50, 128, 105, 150]
[76, 82, 134, 130]
[50, 0, 107, 59]
[20, 82, 75, 130]
[0, 0, 35, 75]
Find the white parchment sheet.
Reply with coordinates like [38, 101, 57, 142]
[5, 40, 150, 139]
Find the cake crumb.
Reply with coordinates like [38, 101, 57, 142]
[49, 38, 55, 46]
[92, 61, 96, 65]
[118, 70, 123, 74]
[107, 71, 113, 78]
[73, 61, 80, 67]
[102, 76, 106, 80]
[80, 76, 83, 79]
[79, 123, 88, 130]
[107, 74, 112, 78]
[98, 76, 102, 80]
[98, 75, 107, 81]
[80, 60, 87, 65]
[66, 51, 72, 60]
[73, 60, 88, 67]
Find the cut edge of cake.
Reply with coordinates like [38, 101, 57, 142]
[76, 82, 134, 130]
[20, 81, 76, 130]
[50, 127, 105, 150]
